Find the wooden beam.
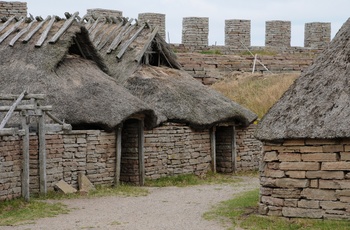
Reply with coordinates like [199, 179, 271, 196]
[21, 112, 30, 202]
[231, 125, 237, 173]
[0, 17, 25, 44]
[135, 26, 159, 63]
[210, 126, 216, 173]
[89, 19, 105, 41]
[0, 94, 45, 100]
[38, 111, 47, 195]
[0, 105, 52, 111]
[49, 12, 79, 44]
[9, 20, 35, 47]
[97, 21, 123, 50]
[22, 16, 51, 43]
[0, 90, 26, 129]
[0, 15, 15, 33]
[115, 124, 122, 186]
[138, 119, 145, 186]
[116, 23, 146, 59]
[106, 18, 133, 54]
[88, 17, 101, 33]
[0, 128, 17, 136]
[35, 15, 56, 47]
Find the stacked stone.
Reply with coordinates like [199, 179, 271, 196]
[0, 135, 22, 201]
[86, 8, 123, 20]
[225, 19, 251, 48]
[304, 22, 331, 50]
[182, 17, 209, 50]
[260, 139, 350, 219]
[236, 124, 262, 171]
[144, 123, 211, 179]
[216, 126, 234, 173]
[265, 20, 291, 48]
[138, 13, 166, 40]
[0, 1, 27, 18]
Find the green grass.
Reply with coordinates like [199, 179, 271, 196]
[0, 198, 69, 226]
[204, 189, 350, 230]
[239, 49, 278, 56]
[145, 172, 243, 187]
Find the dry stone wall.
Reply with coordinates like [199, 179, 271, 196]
[265, 21, 291, 48]
[260, 139, 350, 219]
[86, 8, 122, 19]
[225, 19, 251, 48]
[182, 17, 209, 49]
[304, 22, 331, 49]
[138, 13, 166, 40]
[0, 1, 26, 18]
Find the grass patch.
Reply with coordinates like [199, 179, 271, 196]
[0, 198, 69, 226]
[239, 49, 278, 56]
[145, 172, 243, 187]
[211, 72, 299, 118]
[200, 49, 222, 55]
[204, 189, 350, 230]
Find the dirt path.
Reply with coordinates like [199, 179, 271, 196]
[4, 176, 259, 230]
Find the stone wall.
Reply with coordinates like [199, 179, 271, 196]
[216, 126, 234, 173]
[304, 22, 331, 49]
[225, 19, 251, 48]
[86, 8, 122, 20]
[144, 123, 211, 179]
[182, 17, 209, 49]
[0, 1, 26, 18]
[260, 139, 350, 219]
[138, 13, 166, 40]
[265, 21, 291, 48]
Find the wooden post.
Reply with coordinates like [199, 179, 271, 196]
[252, 54, 257, 73]
[138, 119, 145, 186]
[210, 126, 216, 173]
[231, 125, 237, 173]
[21, 111, 30, 202]
[115, 124, 122, 186]
[38, 111, 47, 195]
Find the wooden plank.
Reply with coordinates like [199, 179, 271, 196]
[116, 23, 146, 59]
[88, 17, 101, 33]
[115, 124, 122, 186]
[97, 21, 123, 50]
[0, 15, 15, 33]
[49, 12, 79, 44]
[0, 90, 26, 129]
[0, 94, 45, 100]
[35, 15, 56, 47]
[46, 111, 64, 125]
[0, 128, 16, 136]
[9, 20, 35, 47]
[106, 18, 133, 54]
[22, 16, 51, 43]
[0, 17, 25, 44]
[210, 126, 216, 173]
[38, 111, 47, 195]
[89, 19, 105, 41]
[135, 26, 159, 63]
[231, 125, 237, 173]
[0, 105, 52, 111]
[21, 112, 30, 202]
[138, 119, 145, 186]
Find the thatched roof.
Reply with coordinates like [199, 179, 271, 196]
[256, 18, 350, 140]
[0, 14, 157, 130]
[86, 16, 257, 128]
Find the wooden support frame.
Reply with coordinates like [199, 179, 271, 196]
[38, 111, 47, 194]
[115, 124, 122, 186]
[138, 119, 145, 186]
[210, 126, 217, 173]
[21, 111, 30, 202]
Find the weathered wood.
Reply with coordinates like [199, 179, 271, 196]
[210, 126, 217, 173]
[107, 18, 133, 54]
[115, 124, 122, 186]
[0, 90, 26, 129]
[97, 21, 123, 50]
[0, 105, 52, 111]
[38, 112, 47, 195]
[116, 23, 146, 59]
[88, 17, 101, 33]
[0, 17, 25, 44]
[46, 111, 64, 125]
[231, 125, 237, 173]
[89, 18, 105, 41]
[21, 112, 30, 202]
[9, 20, 35, 46]
[35, 15, 56, 47]
[49, 12, 79, 44]
[0, 15, 15, 33]
[0, 94, 45, 100]
[22, 16, 51, 43]
[0, 128, 16, 136]
[135, 26, 159, 63]
[138, 119, 145, 186]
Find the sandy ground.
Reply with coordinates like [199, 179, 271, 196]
[3, 176, 259, 230]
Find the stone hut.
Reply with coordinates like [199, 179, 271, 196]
[85, 12, 259, 180]
[0, 13, 159, 200]
[255, 18, 350, 219]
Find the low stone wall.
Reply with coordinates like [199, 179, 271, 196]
[260, 139, 350, 219]
[0, 1, 27, 18]
[144, 123, 211, 179]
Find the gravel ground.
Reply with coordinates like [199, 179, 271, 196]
[4, 176, 259, 230]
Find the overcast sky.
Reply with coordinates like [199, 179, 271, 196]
[24, 0, 350, 46]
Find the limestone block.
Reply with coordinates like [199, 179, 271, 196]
[322, 162, 350, 171]
[261, 196, 284, 206]
[280, 162, 320, 171]
[340, 152, 350, 161]
[319, 180, 350, 189]
[283, 139, 305, 146]
[306, 171, 344, 179]
[301, 153, 338, 162]
[260, 177, 277, 187]
[301, 188, 336, 201]
[298, 199, 320, 209]
[258, 203, 268, 215]
[285, 171, 306, 178]
[299, 146, 323, 153]
[282, 207, 324, 218]
[275, 178, 309, 188]
[320, 201, 349, 210]
[272, 188, 301, 199]
[54, 180, 77, 194]
[263, 169, 285, 178]
[310, 179, 319, 188]
[278, 153, 301, 162]
[78, 172, 95, 193]
[322, 145, 344, 153]
[284, 199, 298, 207]
[263, 151, 278, 162]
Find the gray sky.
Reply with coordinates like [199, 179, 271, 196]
[24, 0, 350, 46]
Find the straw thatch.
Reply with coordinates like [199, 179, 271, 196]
[87, 17, 257, 128]
[256, 18, 350, 140]
[0, 15, 157, 130]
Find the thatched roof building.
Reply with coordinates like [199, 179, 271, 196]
[85, 16, 257, 128]
[0, 14, 157, 130]
[256, 18, 350, 141]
